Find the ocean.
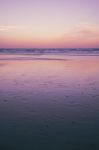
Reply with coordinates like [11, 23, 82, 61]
[0, 48, 99, 55]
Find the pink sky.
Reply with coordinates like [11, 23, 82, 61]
[0, 0, 99, 48]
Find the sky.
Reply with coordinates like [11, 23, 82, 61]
[0, 0, 99, 48]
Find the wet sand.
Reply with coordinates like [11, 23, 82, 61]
[0, 55, 99, 150]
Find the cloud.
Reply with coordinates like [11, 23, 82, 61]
[63, 23, 99, 40]
[54, 23, 99, 47]
[0, 25, 28, 31]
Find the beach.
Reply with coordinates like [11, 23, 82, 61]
[0, 54, 99, 150]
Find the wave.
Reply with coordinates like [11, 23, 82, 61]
[0, 48, 99, 55]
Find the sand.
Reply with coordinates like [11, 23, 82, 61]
[0, 54, 99, 150]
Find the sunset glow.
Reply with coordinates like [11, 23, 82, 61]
[0, 0, 99, 48]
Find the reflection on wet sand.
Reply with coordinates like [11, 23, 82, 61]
[0, 55, 99, 150]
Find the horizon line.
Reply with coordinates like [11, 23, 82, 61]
[0, 47, 99, 49]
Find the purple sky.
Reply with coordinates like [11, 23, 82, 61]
[0, 0, 99, 48]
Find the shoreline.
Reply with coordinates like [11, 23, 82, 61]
[0, 54, 99, 61]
